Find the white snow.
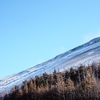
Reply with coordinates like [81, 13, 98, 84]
[0, 37, 100, 95]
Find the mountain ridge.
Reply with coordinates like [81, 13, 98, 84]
[49, 37, 100, 61]
[0, 37, 100, 93]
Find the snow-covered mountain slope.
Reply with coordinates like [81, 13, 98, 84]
[0, 37, 100, 93]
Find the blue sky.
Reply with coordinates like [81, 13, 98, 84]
[0, 0, 100, 78]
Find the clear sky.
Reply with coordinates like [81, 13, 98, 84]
[0, 0, 100, 78]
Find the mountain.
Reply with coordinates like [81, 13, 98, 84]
[0, 37, 100, 93]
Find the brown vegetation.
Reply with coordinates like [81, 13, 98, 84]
[1, 63, 100, 100]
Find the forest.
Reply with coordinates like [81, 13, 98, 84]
[1, 63, 100, 100]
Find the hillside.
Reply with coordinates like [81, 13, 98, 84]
[0, 37, 100, 99]
[2, 63, 100, 100]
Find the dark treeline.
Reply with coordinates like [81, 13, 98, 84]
[1, 63, 100, 100]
